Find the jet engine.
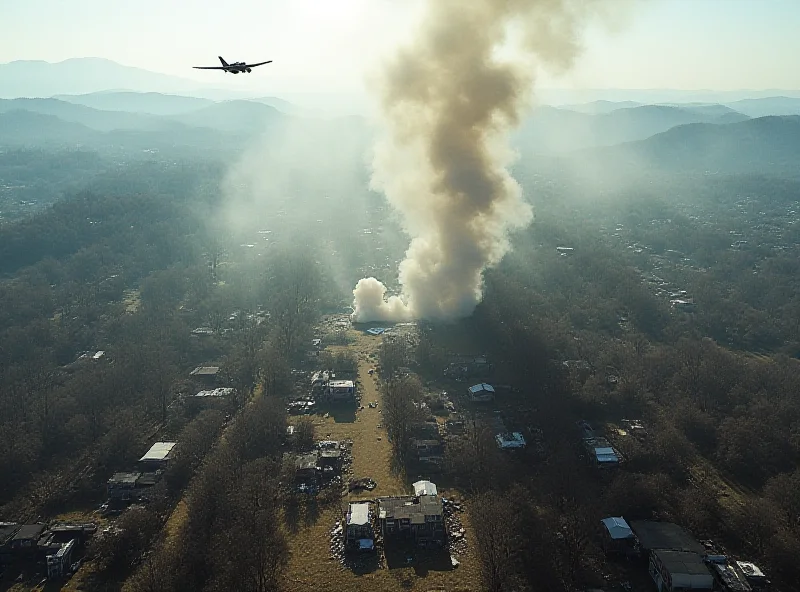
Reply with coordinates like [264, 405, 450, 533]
[246, 68, 252, 73]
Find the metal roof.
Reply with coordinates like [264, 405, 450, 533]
[601, 517, 633, 540]
[413, 480, 438, 496]
[347, 502, 370, 526]
[139, 442, 177, 462]
[468, 383, 495, 394]
[630, 521, 705, 554]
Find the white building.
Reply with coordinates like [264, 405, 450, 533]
[327, 380, 355, 401]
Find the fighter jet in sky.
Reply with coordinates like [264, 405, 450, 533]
[193, 56, 272, 74]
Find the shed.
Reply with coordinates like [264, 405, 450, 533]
[496, 432, 526, 449]
[413, 480, 438, 497]
[601, 517, 633, 540]
[139, 442, 177, 466]
[345, 502, 374, 551]
[468, 383, 495, 402]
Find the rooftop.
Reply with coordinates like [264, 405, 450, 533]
[378, 495, 443, 524]
[468, 383, 495, 394]
[601, 516, 634, 540]
[413, 480, 438, 497]
[12, 524, 45, 541]
[630, 521, 705, 554]
[329, 380, 354, 388]
[108, 472, 141, 485]
[139, 442, 177, 463]
[347, 502, 371, 526]
[496, 432, 527, 449]
[655, 549, 712, 577]
[190, 366, 220, 376]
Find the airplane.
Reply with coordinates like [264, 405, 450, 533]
[193, 56, 272, 74]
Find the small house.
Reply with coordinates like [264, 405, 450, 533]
[190, 366, 220, 385]
[583, 437, 620, 469]
[295, 452, 320, 494]
[378, 494, 445, 548]
[10, 524, 46, 555]
[412, 480, 438, 497]
[467, 383, 495, 403]
[326, 380, 355, 401]
[413, 439, 444, 465]
[600, 517, 636, 556]
[345, 502, 375, 552]
[138, 442, 177, 469]
[650, 549, 713, 591]
[107, 472, 142, 500]
[496, 432, 526, 450]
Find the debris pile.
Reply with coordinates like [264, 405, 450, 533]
[443, 497, 467, 555]
[348, 478, 377, 492]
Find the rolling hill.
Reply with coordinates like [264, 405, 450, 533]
[0, 110, 99, 147]
[0, 97, 175, 132]
[0, 57, 211, 98]
[54, 91, 214, 116]
[585, 115, 800, 176]
[512, 104, 751, 154]
[724, 96, 800, 118]
[169, 100, 289, 133]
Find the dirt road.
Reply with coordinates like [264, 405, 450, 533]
[282, 330, 480, 592]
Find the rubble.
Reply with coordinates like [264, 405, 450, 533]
[443, 497, 468, 555]
[348, 478, 377, 492]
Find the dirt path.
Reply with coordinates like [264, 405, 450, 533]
[282, 330, 480, 592]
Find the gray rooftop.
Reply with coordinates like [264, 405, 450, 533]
[378, 495, 442, 524]
[630, 521, 705, 554]
[655, 550, 712, 577]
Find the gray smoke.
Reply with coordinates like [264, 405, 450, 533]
[352, 0, 621, 323]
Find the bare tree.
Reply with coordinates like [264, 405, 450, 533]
[471, 490, 523, 592]
[381, 374, 422, 461]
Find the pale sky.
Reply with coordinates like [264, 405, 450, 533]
[2, 0, 799, 96]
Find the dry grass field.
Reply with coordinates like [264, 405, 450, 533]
[282, 329, 482, 592]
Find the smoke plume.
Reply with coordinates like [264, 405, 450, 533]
[352, 0, 617, 323]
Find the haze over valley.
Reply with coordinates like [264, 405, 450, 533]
[2, 1, 800, 591]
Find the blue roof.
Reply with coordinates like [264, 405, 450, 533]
[601, 517, 633, 539]
[468, 383, 495, 394]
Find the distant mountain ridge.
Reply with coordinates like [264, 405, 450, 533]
[512, 103, 751, 154]
[581, 115, 800, 176]
[0, 57, 213, 98]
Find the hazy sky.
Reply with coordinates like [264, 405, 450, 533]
[2, 0, 800, 96]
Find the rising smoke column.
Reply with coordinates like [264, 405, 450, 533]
[353, 0, 613, 323]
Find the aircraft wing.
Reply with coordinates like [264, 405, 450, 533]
[244, 60, 273, 68]
[192, 66, 229, 70]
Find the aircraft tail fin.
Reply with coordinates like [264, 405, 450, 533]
[218, 56, 229, 67]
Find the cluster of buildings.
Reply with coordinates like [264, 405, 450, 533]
[105, 441, 176, 511]
[344, 480, 446, 553]
[1, 522, 96, 580]
[600, 518, 769, 592]
[292, 440, 347, 495]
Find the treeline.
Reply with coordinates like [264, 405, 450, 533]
[0, 154, 325, 519]
[122, 396, 289, 592]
